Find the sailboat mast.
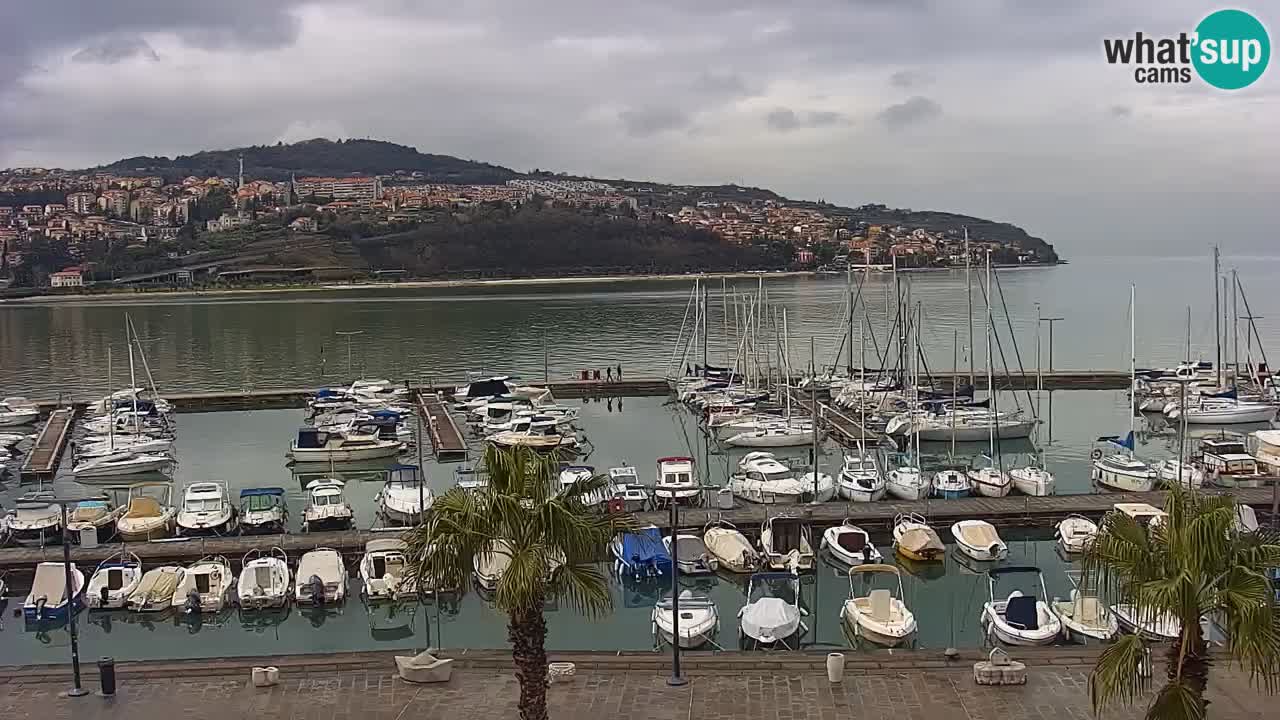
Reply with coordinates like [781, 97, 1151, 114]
[951, 328, 958, 457]
[859, 318, 866, 450]
[1129, 284, 1136, 451]
[847, 266, 855, 376]
[1213, 246, 1222, 387]
[127, 316, 140, 436]
[985, 250, 994, 459]
[107, 345, 115, 450]
[783, 309, 791, 419]
[1231, 269, 1239, 388]
[965, 228, 975, 386]
[811, 335, 819, 499]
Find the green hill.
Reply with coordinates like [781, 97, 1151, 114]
[94, 138, 518, 184]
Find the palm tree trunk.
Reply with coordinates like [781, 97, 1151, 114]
[1168, 623, 1211, 717]
[509, 602, 549, 720]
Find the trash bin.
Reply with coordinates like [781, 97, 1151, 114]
[79, 525, 98, 549]
[98, 657, 116, 696]
[715, 487, 734, 510]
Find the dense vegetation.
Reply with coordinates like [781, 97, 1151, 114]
[95, 139, 517, 184]
[352, 203, 789, 277]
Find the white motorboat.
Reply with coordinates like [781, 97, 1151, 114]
[837, 451, 885, 502]
[474, 539, 513, 591]
[1055, 515, 1098, 554]
[950, 520, 1008, 562]
[127, 566, 184, 612]
[360, 538, 416, 601]
[607, 465, 650, 512]
[453, 375, 516, 403]
[1052, 590, 1118, 642]
[239, 487, 288, 534]
[0, 397, 39, 426]
[1166, 399, 1277, 425]
[968, 463, 1013, 498]
[931, 469, 970, 499]
[821, 520, 882, 566]
[172, 556, 235, 614]
[1197, 437, 1268, 488]
[1010, 465, 1055, 497]
[886, 465, 929, 500]
[663, 534, 718, 574]
[796, 469, 837, 502]
[376, 464, 432, 525]
[739, 572, 804, 648]
[653, 590, 719, 649]
[66, 499, 125, 542]
[891, 409, 1037, 442]
[288, 427, 403, 463]
[702, 520, 759, 573]
[1152, 459, 1204, 489]
[724, 423, 816, 448]
[76, 436, 173, 460]
[760, 516, 813, 573]
[5, 492, 62, 545]
[294, 548, 348, 605]
[115, 483, 178, 541]
[1252, 429, 1280, 469]
[85, 551, 143, 610]
[730, 452, 808, 504]
[1092, 452, 1155, 493]
[73, 451, 172, 479]
[302, 479, 355, 532]
[1112, 604, 1181, 641]
[611, 526, 672, 580]
[892, 513, 945, 562]
[981, 566, 1062, 646]
[0, 432, 28, 448]
[841, 564, 917, 647]
[176, 482, 238, 536]
[24, 562, 84, 622]
[238, 548, 291, 610]
[1112, 502, 1168, 532]
[655, 456, 701, 505]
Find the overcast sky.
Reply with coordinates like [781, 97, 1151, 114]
[1, 1, 1276, 256]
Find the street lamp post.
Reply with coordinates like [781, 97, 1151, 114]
[666, 497, 687, 687]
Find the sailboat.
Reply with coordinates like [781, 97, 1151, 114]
[967, 251, 1013, 498]
[888, 302, 929, 501]
[1092, 286, 1155, 493]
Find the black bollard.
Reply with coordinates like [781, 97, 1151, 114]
[98, 657, 116, 696]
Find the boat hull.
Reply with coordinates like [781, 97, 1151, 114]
[886, 480, 929, 501]
[1092, 462, 1155, 492]
[842, 607, 914, 648]
[75, 458, 171, 478]
[289, 445, 402, 462]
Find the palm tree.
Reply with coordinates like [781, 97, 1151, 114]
[403, 445, 633, 720]
[1082, 486, 1280, 720]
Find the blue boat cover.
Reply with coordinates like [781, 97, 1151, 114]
[240, 487, 285, 497]
[369, 409, 400, 419]
[619, 528, 671, 572]
[315, 389, 340, 398]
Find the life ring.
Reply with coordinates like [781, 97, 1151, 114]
[1090, 449, 1103, 460]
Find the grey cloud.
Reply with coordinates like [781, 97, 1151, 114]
[877, 96, 942, 129]
[1109, 104, 1132, 118]
[619, 107, 691, 137]
[889, 69, 930, 89]
[72, 35, 159, 64]
[766, 108, 847, 132]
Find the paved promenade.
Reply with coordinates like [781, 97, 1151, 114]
[0, 650, 1270, 720]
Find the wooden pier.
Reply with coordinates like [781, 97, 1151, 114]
[19, 407, 75, 479]
[1, 488, 1273, 575]
[416, 392, 469, 462]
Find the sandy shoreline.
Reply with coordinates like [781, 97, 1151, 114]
[0, 264, 1060, 304]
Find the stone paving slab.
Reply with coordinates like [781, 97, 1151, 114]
[0, 664, 1270, 720]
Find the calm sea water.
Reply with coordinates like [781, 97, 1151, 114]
[2, 255, 1278, 399]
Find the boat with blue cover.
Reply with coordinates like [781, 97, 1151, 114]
[610, 525, 672, 580]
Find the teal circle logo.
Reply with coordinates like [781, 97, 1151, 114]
[1192, 9, 1270, 89]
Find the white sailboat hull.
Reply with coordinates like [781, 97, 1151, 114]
[1092, 460, 1155, 492]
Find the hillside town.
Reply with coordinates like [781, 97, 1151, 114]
[0, 160, 1052, 290]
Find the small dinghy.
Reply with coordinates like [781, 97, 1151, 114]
[980, 566, 1061, 646]
[1112, 604, 1182, 641]
[294, 548, 348, 606]
[760, 516, 814, 573]
[1055, 515, 1098, 554]
[85, 550, 143, 610]
[739, 572, 804, 648]
[703, 520, 759, 573]
[652, 590, 719, 649]
[1052, 590, 1118, 642]
[611, 526, 672, 580]
[821, 520, 883, 566]
[24, 562, 85, 622]
[128, 566, 184, 612]
[176, 482, 238, 536]
[841, 564, 917, 647]
[950, 519, 1008, 562]
[360, 538, 415, 601]
[892, 513, 944, 562]
[931, 469, 970, 499]
[173, 556, 235, 614]
[238, 548, 291, 611]
[662, 534, 718, 575]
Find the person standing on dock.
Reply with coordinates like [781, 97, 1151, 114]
[617, 363, 623, 380]
[606, 366, 613, 382]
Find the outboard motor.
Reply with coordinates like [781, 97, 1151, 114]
[307, 575, 325, 606]
[988, 544, 1002, 560]
[34, 597, 47, 621]
[100, 586, 111, 607]
[183, 589, 202, 615]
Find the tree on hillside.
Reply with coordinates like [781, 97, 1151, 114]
[403, 446, 634, 720]
[1082, 486, 1280, 720]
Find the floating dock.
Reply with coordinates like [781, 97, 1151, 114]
[18, 407, 76, 479]
[417, 392, 469, 462]
[1, 487, 1272, 575]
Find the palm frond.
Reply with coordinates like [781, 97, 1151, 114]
[1090, 633, 1150, 712]
[550, 561, 613, 618]
[1146, 680, 1205, 720]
